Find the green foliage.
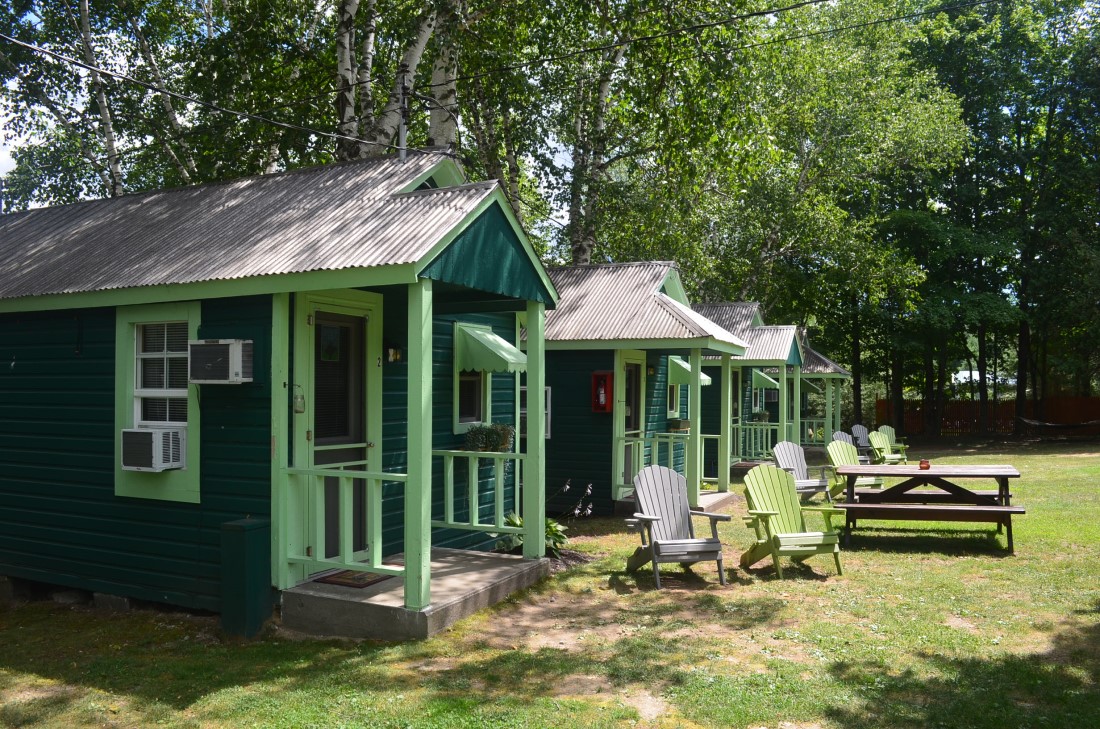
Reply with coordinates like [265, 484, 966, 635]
[462, 422, 514, 452]
[494, 511, 569, 557]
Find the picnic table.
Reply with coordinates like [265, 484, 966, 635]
[834, 464, 1025, 553]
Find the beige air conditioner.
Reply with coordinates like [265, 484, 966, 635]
[188, 339, 254, 384]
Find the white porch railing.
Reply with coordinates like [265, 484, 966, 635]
[738, 421, 781, 459]
[614, 432, 690, 500]
[801, 418, 827, 445]
[285, 462, 407, 578]
[431, 450, 526, 536]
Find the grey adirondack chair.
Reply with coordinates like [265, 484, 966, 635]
[625, 465, 731, 588]
[877, 425, 909, 458]
[831, 431, 870, 464]
[740, 465, 843, 578]
[825, 440, 884, 498]
[851, 424, 872, 449]
[868, 430, 906, 464]
[771, 440, 833, 499]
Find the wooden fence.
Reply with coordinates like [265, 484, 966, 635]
[876, 397, 1100, 436]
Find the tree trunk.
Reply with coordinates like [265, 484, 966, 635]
[427, 43, 458, 148]
[335, 0, 362, 160]
[850, 294, 863, 425]
[890, 342, 904, 433]
[922, 337, 936, 436]
[1014, 317, 1030, 433]
[79, 0, 123, 196]
[977, 321, 989, 434]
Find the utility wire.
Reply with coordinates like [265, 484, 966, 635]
[415, 0, 834, 91]
[0, 30, 412, 156]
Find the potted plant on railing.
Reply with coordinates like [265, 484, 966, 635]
[751, 408, 770, 423]
[463, 422, 516, 452]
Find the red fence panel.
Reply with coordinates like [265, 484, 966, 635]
[876, 397, 1100, 436]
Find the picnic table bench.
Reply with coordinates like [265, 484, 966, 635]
[835, 464, 1025, 553]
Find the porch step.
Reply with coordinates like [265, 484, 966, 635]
[279, 547, 549, 641]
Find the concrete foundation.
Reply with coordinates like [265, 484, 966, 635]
[94, 593, 132, 613]
[280, 548, 549, 641]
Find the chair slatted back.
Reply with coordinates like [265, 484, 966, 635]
[878, 425, 900, 447]
[772, 441, 809, 480]
[868, 430, 893, 461]
[743, 464, 805, 535]
[851, 424, 871, 448]
[633, 465, 695, 542]
[832, 431, 855, 446]
[826, 439, 860, 468]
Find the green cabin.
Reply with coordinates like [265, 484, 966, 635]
[693, 303, 850, 461]
[540, 263, 747, 516]
[0, 154, 558, 640]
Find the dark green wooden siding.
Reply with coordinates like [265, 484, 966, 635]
[378, 293, 519, 553]
[0, 297, 272, 612]
[420, 202, 554, 305]
[544, 350, 615, 516]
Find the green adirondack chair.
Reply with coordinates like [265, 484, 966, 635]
[740, 464, 844, 578]
[825, 440, 884, 498]
[877, 425, 909, 458]
[868, 430, 906, 465]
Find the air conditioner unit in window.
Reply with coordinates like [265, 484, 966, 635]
[121, 428, 185, 472]
[188, 339, 253, 384]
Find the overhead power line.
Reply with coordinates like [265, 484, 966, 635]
[0, 31, 410, 157]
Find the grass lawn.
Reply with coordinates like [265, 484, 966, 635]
[1, 440, 1098, 728]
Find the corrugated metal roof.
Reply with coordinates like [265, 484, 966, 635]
[692, 302, 760, 337]
[544, 262, 747, 350]
[802, 347, 850, 377]
[0, 154, 499, 301]
[741, 325, 798, 362]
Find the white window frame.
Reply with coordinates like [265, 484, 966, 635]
[134, 321, 190, 427]
[452, 321, 494, 434]
[667, 383, 682, 418]
[115, 302, 201, 503]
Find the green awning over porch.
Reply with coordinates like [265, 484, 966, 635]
[669, 356, 712, 386]
[753, 368, 779, 388]
[456, 324, 527, 373]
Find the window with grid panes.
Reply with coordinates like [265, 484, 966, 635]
[136, 322, 189, 425]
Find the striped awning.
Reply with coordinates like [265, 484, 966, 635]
[456, 324, 526, 373]
[669, 356, 712, 386]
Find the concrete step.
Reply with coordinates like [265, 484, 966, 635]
[280, 547, 549, 641]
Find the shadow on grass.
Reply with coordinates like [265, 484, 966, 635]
[822, 602, 1100, 728]
[843, 526, 1014, 557]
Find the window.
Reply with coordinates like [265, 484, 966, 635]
[136, 322, 189, 426]
[115, 302, 201, 503]
[451, 321, 526, 434]
[667, 384, 681, 418]
[457, 370, 486, 424]
[520, 386, 551, 439]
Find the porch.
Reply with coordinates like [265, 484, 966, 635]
[281, 547, 548, 640]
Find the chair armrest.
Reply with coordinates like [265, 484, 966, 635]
[690, 510, 732, 522]
[781, 466, 796, 475]
[801, 506, 845, 517]
[746, 509, 779, 517]
[631, 513, 661, 522]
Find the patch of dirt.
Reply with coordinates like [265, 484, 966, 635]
[0, 684, 78, 705]
[620, 688, 668, 720]
[945, 615, 978, 633]
[548, 548, 596, 574]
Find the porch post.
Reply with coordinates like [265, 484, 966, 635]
[718, 354, 732, 493]
[793, 367, 802, 444]
[405, 278, 432, 610]
[270, 293, 291, 589]
[687, 348, 702, 507]
[835, 380, 844, 433]
[825, 379, 834, 440]
[523, 301, 546, 559]
[778, 365, 789, 445]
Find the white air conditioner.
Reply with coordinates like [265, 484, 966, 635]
[121, 428, 185, 472]
[188, 339, 253, 384]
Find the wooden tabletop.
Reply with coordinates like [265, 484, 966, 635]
[835, 464, 1020, 478]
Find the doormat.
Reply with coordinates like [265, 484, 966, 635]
[313, 570, 393, 589]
